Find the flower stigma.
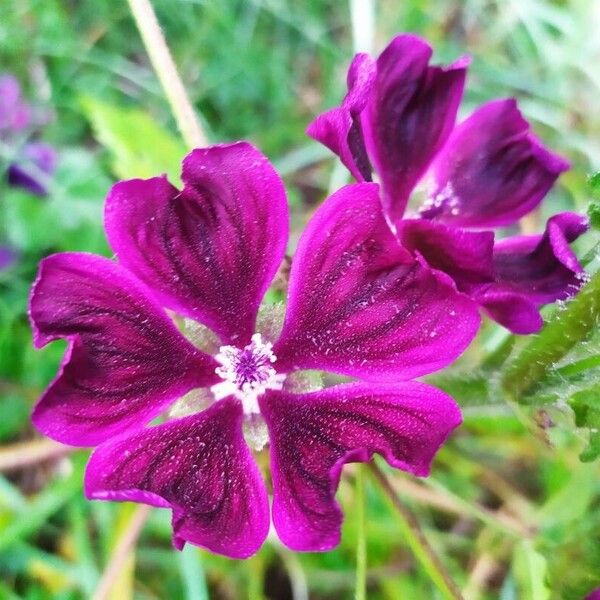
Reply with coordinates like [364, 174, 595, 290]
[211, 333, 286, 415]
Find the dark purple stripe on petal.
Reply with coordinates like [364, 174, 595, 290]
[105, 142, 289, 345]
[29, 252, 218, 446]
[260, 382, 461, 551]
[362, 34, 468, 223]
[424, 99, 570, 227]
[85, 398, 269, 558]
[306, 53, 375, 182]
[273, 183, 480, 381]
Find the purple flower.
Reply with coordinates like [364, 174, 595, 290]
[0, 246, 17, 270]
[0, 75, 31, 131]
[7, 142, 57, 196]
[586, 589, 600, 600]
[0, 74, 56, 196]
[30, 142, 480, 557]
[307, 34, 588, 334]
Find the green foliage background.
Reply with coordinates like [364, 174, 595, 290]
[1, 1, 600, 598]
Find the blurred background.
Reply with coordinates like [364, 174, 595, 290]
[1, 0, 600, 598]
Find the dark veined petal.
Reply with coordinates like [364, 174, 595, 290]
[362, 34, 468, 223]
[30, 253, 217, 446]
[306, 53, 375, 182]
[473, 212, 588, 334]
[396, 219, 495, 292]
[105, 141, 289, 346]
[423, 99, 570, 227]
[85, 398, 269, 558]
[492, 212, 588, 303]
[273, 183, 480, 381]
[260, 382, 461, 551]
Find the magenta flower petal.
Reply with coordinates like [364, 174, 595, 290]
[260, 382, 461, 551]
[306, 53, 376, 182]
[396, 219, 495, 292]
[473, 212, 588, 334]
[423, 99, 570, 227]
[493, 212, 588, 304]
[29, 253, 217, 446]
[362, 34, 468, 223]
[105, 142, 289, 345]
[273, 183, 480, 381]
[476, 289, 544, 334]
[85, 398, 269, 558]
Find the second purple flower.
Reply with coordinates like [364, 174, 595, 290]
[307, 34, 589, 334]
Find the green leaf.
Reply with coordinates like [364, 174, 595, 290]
[569, 386, 600, 461]
[81, 97, 186, 183]
[512, 540, 550, 600]
[426, 370, 495, 408]
[588, 172, 600, 230]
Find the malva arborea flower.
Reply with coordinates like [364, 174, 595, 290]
[307, 33, 589, 334]
[0, 74, 56, 196]
[30, 141, 481, 557]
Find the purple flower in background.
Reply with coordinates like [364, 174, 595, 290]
[0, 246, 17, 270]
[7, 142, 57, 196]
[0, 75, 31, 131]
[586, 588, 600, 600]
[30, 142, 480, 557]
[0, 73, 56, 196]
[308, 34, 589, 334]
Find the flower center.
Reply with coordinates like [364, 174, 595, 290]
[211, 333, 285, 415]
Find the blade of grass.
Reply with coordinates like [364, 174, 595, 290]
[92, 504, 151, 600]
[177, 545, 209, 600]
[355, 465, 367, 600]
[369, 462, 464, 600]
[0, 464, 82, 552]
[126, 0, 207, 148]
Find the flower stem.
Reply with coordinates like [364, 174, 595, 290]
[369, 463, 464, 600]
[349, 0, 375, 54]
[92, 504, 152, 600]
[0, 438, 73, 472]
[501, 270, 600, 399]
[126, 0, 208, 149]
[355, 465, 367, 600]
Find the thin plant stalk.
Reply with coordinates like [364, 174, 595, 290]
[126, 0, 208, 149]
[92, 505, 152, 600]
[0, 438, 73, 472]
[355, 465, 368, 600]
[369, 463, 464, 600]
